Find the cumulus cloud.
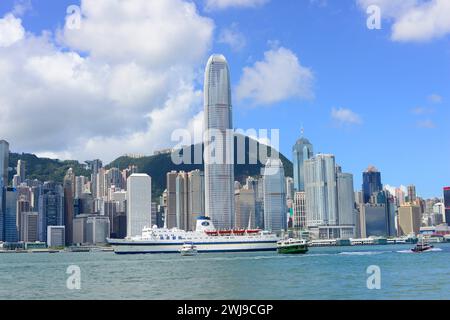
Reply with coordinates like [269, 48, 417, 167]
[331, 107, 363, 126]
[0, 0, 214, 162]
[0, 13, 25, 47]
[218, 23, 246, 51]
[205, 0, 269, 11]
[236, 46, 314, 106]
[357, 0, 450, 42]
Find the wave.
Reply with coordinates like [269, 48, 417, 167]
[338, 251, 388, 256]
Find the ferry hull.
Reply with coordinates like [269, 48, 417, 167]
[108, 240, 278, 255]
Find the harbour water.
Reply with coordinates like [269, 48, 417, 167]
[1, 244, 449, 300]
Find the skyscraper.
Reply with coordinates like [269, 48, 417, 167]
[63, 168, 75, 245]
[4, 187, 18, 242]
[175, 171, 189, 231]
[166, 171, 178, 229]
[188, 170, 205, 231]
[407, 185, 417, 203]
[38, 182, 64, 242]
[17, 160, 25, 183]
[362, 166, 382, 203]
[126, 174, 151, 238]
[0, 140, 9, 187]
[336, 172, 356, 228]
[204, 54, 234, 230]
[304, 154, 338, 227]
[444, 187, 450, 224]
[292, 132, 313, 192]
[263, 158, 287, 235]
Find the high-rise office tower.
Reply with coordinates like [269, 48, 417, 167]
[0, 140, 9, 187]
[38, 182, 64, 242]
[293, 192, 307, 229]
[235, 185, 256, 230]
[20, 212, 39, 242]
[292, 132, 313, 192]
[407, 185, 417, 203]
[336, 172, 356, 229]
[398, 204, 421, 235]
[304, 154, 338, 227]
[17, 160, 25, 183]
[16, 196, 30, 241]
[285, 177, 294, 201]
[126, 174, 151, 238]
[166, 171, 178, 229]
[188, 170, 205, 231]
[362, 166, 382, 204]
[75, 176, 86, 199]
[175, 171, 189, 231]
[87, 159, 102, 199]
[444, 187, 450, 224]
[4, 187, 18, 242]
[263, 158, 287, 235]
[63, 168, 75, 245]
[204, 54, 234, 230]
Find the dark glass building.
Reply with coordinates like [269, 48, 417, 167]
[444, 187, 450, 224]
[362, 166, 382, 204]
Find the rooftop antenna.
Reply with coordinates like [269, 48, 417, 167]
[300, 125, 304, 138]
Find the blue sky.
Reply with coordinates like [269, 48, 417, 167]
[0, 0, 449, 198]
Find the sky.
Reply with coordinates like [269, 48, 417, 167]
[0, 0, 449, 198]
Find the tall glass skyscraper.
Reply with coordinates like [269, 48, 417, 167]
[263, 159, 287, 235]
[362, 166, 382, 203]
[204, 54, 234, 230]
[292, 133, 313, 192]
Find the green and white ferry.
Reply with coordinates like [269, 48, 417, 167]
[277, 238, 308, 254]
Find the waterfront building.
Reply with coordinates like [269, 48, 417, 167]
[16, 196, 31, 240]
[235, 186, 256, 229]
[398, 204, 422, 235]
[362, 166, 382, 204]
[359, 204, 389, 238]
[126, 174, 151, 238]
[0, 140, 8, 187]
[336, 172, 356, 227]
[432, 202, 445, 225]
[292, 132, 313, 192]
[20, 212, 39, 242]
[4, 188, 18, 242]
[86, 215, 110, 244]
[444, 187, 450, 224]
[38, 182, 64, 242]
[63, 168, 75, 246]
[263, 158, 287, 235]
[47, 225, 65, 247]
[188, 170, 205, 230]
[176, 171, 189, 231]
[304, 154, 338, 227]
[293, 192, 306, 229]
[204, 54, 234, 230]
[166, 171, 178, 229]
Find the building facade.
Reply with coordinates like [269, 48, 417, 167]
[204, 54, 234, 230]
[126, 174, 151, 238]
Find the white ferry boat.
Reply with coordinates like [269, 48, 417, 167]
[107, 217, 279, 255]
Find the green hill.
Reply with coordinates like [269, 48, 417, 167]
[9, 135, 293, 199]
[108, 135, 293, 199]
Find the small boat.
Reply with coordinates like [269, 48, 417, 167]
[277, 238, 308, 254]
[411, 238, 434, 253]
[180, 243, 198, 256]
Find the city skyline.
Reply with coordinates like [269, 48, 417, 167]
[0, 0, 448, 199]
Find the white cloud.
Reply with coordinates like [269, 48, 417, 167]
[357, 0, 450, 42]
[236, 47, 314, 106]
[0, 0, 214, 162]
[218, 23, 246, 51]
[0, 13, 25, 47]
[428, 93, 443, 104]
[331, 107, 363, 126]
[417, 119, 436, 129]
[205, 0, 269, 11]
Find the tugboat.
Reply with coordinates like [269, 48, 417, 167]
[411, 238, 434, 253]
[277, 238, 308, 254]
[180, 243, 198, 256]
